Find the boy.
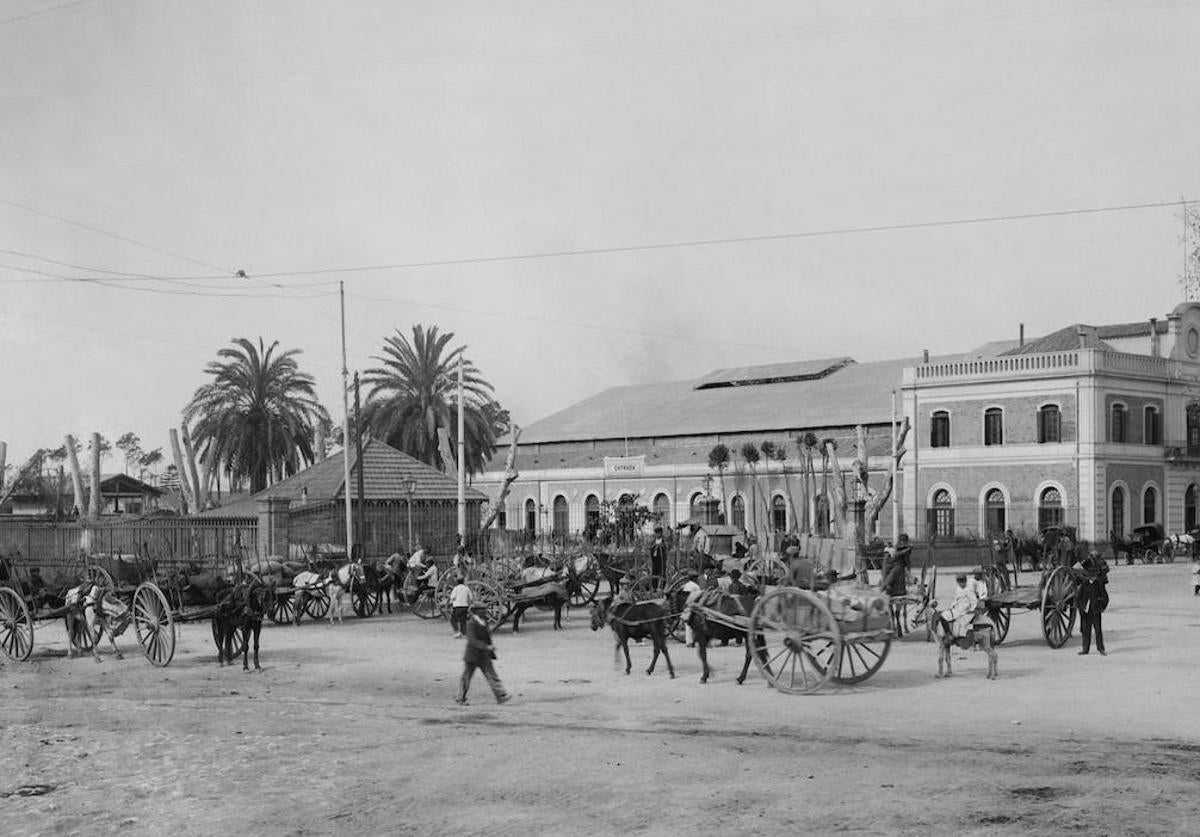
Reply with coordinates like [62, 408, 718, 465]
[449, 574, 472, 637]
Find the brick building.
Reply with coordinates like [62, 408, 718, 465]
[478, 302, 1200, 547]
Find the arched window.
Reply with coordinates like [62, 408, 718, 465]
[771, 495, 787, 532]
[1188, 404, 1200, 453]
[984, 408, 1003, 446]
[985, 488, 1006, 535]
[618, 493, 636, 544]
[524, 498, 537, 533]
[552, 495, 569, 535]
[496, 504, 507, 529]
[1111, 403, 1127, 443]
[930, 411, 950, 448]
[815, 494, 831, 536]
[1038, 487, 1063, 530]
[689, 492, 706, 520]
[1111, 487, 1125, 539]
[730, 495, 746, 530]
[653, 492, 671, 528]
[584, 494, 600, 540]
[1144, 406, 1162, 445]
[930, 489, 955, 538]
[1038, 405, 1061, 444]
[1143, 485, 1157, 525]
[1187, 485, 1198, 532]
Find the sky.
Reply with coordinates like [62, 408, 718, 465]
[2, 0, 1200, 473]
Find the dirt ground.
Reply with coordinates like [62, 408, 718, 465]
[2, 562, 1199, 837]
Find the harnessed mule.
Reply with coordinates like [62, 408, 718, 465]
[590, 597, 675, 678]
[65, 582, 131, 663]
[917, 597, 998, 680]
[214, 578, 272, 670]
[325, 562, 365, 624]
[676, 589, 756, 685]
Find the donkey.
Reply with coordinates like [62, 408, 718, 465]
[918, 597, 998, 680]
[510, 581, 569, 632]
[325, 561, 365, 624]
[675, 589, 756, 685]
[214, 578, 272, 671]
[66, 582, 130, 663]
[590, 597, 675, 678]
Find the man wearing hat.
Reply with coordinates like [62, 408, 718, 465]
[650, 526, 668, 579]
[1075, 552, 1109, 655]
[880, 533, 913, 596]
[455, 602, 510, 705]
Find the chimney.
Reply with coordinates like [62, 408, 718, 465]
[1150, 318, 1160, 357]
[922, 348, 929, 363]
[1019, 323, 1025, 347]
[1077, 325, 1088, 348]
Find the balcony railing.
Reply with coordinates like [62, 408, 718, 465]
[908, 348, 1172, 383]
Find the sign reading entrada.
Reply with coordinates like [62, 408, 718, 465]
[603, 455, 645, 478]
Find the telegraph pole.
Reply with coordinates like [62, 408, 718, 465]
[340, 281, 354, 557]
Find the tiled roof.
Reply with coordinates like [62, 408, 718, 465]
[1097, 320, 1167, 339]
[1002, 324, 1113, 355]
[199, 439, 485, 517]
[515, 357, 913, 445]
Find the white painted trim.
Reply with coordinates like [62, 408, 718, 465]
[927, 482, 957, 507]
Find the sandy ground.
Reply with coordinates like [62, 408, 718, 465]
[2, 563, 1200, 837]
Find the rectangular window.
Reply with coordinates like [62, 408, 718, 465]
[1144, 409, 1161, 445]
[1111, 406, 1126, 443]
[1038, 407, 1061, 443]
[930, 412, 950, 448]
[984, 410, 1003, 446]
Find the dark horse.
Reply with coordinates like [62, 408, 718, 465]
[590, 597, 675, 678]
[510, 581, 569, 632]
[213, 577, 272, 671]
[675, 589, 756, 685]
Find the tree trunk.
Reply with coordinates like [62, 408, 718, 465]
[64, 435, 87, 516]
[823, 440, 849, 541]
[180, 425, 205, 510]
[89, 432, 102, 521]
[865, 417, 910, 538]
[169, 429, 195, 515]
[779, 458, 799, 533]
[481, 426, 522, 531]
[0, 450, 43, 508]
[437, 426, 458, 474]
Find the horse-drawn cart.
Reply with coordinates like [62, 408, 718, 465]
[978, 557, 1078, 649]
[686, 581, 895, 694]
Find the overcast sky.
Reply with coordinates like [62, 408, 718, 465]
[2, 0, 1199, 469]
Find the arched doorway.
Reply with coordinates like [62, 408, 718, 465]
[1038, 487, 1063, 530]
[730, 495, 745, 529]
[584, 494, 600, 540]
[984, 488, 1006, 535]
[552, 495, 569, 536]
[524, 498, 537, 534]
[1143, 485, 1157, 525]
[1111, 486, 1125, 538]
[653, 492, 671, 528]
[1187, 485, 1198, 532]
[771, 495, 787, 532]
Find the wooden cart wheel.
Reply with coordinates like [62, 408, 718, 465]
[305, 590, 330, 620]
[832, 635, 892, 685]
[132, 582, 175, 667]
[0, 586, 34, 661]
[567, 570, 600, 608]
[268, 591, 295, 625]
[747, 586, 841, 695]
[434, 575, 457, 619]
[353, 586, 380, 618]
[982, 565, 1011, 595]
[744, 556, 788, 585]
[410, 589, 442, 620]
[84, 566, 114, 589]
[467, 579, 507, 630]
[627, 575, 667, 602]
[1040, 566, 1078, 649]
[988, 605, 1011, 645]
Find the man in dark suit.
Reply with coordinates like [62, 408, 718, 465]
[456, 602, 510, 705]
[1076, 552, 1109, 656]
[649, 526, 668, 579]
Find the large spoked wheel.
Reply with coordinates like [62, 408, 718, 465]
[304, 590, 330, 620]
[747, 586, 841, 695]
[468, 579, 508, 630]
[567, 571, 600, 608]
[353, 586, 380, 618]
[744, 557, 788, 585]
[832, 635, 892, 685]
[132, 582, 175, 667]
[988, 605, 1011, 645]
[982, 565, 1011, 595]
[83, 566, 114, 589]
[435, 575, 457, 620]
[410, 590, 442, 620]
[627, 575, 668, 602]
[1040, 566, 1078, 649]
[0, 586, 34, 661]
[268, 591, 295, 625]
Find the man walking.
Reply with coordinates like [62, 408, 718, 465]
[456, 602, 510, 705]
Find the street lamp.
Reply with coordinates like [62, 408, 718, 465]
[404, 479, 417, 553]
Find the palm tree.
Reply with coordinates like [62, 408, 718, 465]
[361, 325, 500, 474]
[707, 443, 730, 522]
[184, 337, 329, 494]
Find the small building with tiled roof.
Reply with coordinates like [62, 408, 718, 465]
[203, 439, 485, 556]
[478, 301, 1200, 549]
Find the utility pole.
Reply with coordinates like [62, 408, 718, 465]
[457, 352, 466, 543]
[354, 371, 366, 557]
[340, 281, 354, 557]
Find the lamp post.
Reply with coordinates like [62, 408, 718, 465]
[404, 479, 417, 553]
